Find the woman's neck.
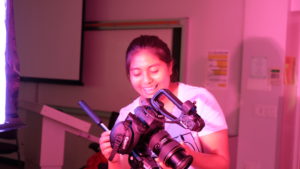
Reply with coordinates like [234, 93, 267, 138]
[168, 82, 179, 95]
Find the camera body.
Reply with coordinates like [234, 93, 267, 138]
[109, 89, 205, 169]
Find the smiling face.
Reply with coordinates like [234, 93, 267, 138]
[129, 48, 173, 99]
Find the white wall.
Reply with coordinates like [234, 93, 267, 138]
[237, 0, 289, 169]
[277, 6, 300, 169]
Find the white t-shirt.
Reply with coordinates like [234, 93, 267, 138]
[115, 83, 228, 168]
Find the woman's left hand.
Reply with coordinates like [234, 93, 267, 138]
[180, 141, 195, 156]
[155, 158, 172, 169]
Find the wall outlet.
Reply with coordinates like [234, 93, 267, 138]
[255, 105, 278, 118]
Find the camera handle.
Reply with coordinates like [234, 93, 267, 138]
[150, 89, 178, 122]
[151, 89, 205, 132]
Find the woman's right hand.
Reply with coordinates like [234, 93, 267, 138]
[99, 131, 120, 163]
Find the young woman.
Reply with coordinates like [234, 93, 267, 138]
[99, 35, 230, 169]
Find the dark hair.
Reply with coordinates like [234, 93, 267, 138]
[125, 35, 177, 82]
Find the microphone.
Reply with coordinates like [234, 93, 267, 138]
[78, 100, 109, 131]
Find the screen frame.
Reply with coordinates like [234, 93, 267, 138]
[17, 0, 85, 85]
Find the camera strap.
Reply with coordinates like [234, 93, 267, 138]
[108, 120, 131, 161]
[108, 134, 123, 161]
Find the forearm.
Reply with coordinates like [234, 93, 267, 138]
[108, 154, 130, 169]
[190, 150, 229, 169]
[186, 130, 230, 169]
[108, 161, 121, 169]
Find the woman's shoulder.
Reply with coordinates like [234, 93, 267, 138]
[179, 82, 207, 91]
[115, 97, 140, 123]
[119, 97, 140, 115]
[178, 83, 213, 100]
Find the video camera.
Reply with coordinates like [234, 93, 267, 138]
[79, 89, 205, 169]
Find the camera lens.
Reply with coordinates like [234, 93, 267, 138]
[164, 146, 193, 169]
[149, 130, 193, 169]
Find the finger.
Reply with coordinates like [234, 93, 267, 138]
[155, 158, 170, 169]
[99, 131, 111, 143]
[99, 142, 113, 159]
[100, 141, 111, 149]
[100, 131, 111, 137]
[155, 158, 163, 168]
[180, 142, 193, 155]
[99, 135, 110, 143]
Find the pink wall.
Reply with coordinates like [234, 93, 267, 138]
[237, 0, 296, 169]
[278, 9, 300, 169]
[17, 0, 244, 168]
[16, 0, 300, 169]
[21, 0, 244, 138]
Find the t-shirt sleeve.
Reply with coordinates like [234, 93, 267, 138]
[114, 98, 139, 125]
[114, 107, 130, 125]
[192, 89, 228, 137]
